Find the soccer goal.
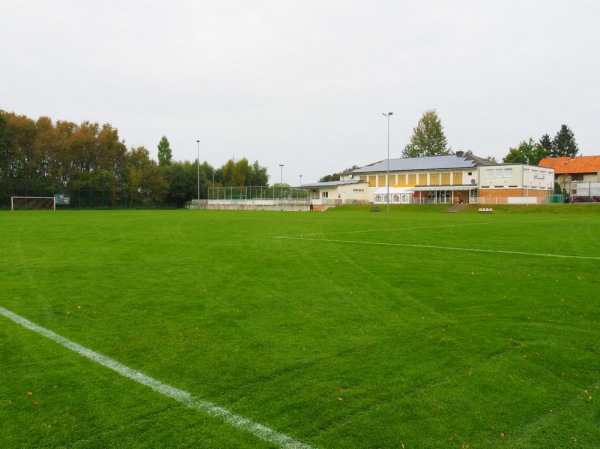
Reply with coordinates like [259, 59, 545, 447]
[11, 196, 56, 210]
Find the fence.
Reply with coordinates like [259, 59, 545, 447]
[186, 197, 353, 211]
[1, 184, 171, 209]
[570, 182, 600, 203]
[207, 186, 309, 200]
[187, 198, 312, 211]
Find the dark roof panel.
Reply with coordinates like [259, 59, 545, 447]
[300, 179, 366, 188]
[353, 154, 493, 174]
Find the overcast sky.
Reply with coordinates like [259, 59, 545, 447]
[2, 1, 599, 184]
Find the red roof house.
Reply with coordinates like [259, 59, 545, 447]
[539, 156, 600, 183]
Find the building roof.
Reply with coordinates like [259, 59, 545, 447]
[352, 154, 494, 174]
[538, 156, 600, 174]
[299, 179, 366, 189]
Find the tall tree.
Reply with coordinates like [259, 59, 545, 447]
[402, 109, 449, 158]
[0, 112, 15, 179]
[250, 160, 269, 186]
[551, 124, 579, 157]
[538, 133, 552, 157]
[162, 161, 199, 206]
[503, 138, 547, 165]
[157, 135, 172, 166]
[124, 146, 168, 205]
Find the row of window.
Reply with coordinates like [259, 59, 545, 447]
[486, 168, 513, 178]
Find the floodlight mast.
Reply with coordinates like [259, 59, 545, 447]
[382, 112, 393, 212]
[279, 164, 284, 201]
[196, 140, 200, 205]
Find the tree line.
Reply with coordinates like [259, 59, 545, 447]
[0, 111, 268, 208]
[503, 125, 579, 165]
[321, 110, 579, 181]
[401, 109, 579, 165]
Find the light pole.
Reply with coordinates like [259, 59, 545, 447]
[299, 174, 302, 186]
[196, 140, 200, 205]
[525, 156, 529, 206]
[279, 164, 284, 200]
[382, 112, 393, 212]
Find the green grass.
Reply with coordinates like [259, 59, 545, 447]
[1, 205, 599, 448]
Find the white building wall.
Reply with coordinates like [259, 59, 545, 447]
[479, 165, 553, 190]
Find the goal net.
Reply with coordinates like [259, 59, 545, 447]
[11, 196, 56, 210]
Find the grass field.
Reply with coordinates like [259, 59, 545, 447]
[1, 205, 599, 448]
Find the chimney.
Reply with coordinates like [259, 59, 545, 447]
[456, 151, 464, 157]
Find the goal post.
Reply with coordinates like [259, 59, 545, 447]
[11, 196, 56, 211]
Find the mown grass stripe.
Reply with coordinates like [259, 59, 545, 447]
[274, 236, 600, 260]
[0, 305, 315, 449]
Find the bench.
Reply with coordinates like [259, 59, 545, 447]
[478, 207, 493, 213]
[370, 207, 381, 212]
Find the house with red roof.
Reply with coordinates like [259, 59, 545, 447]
[539, 155, 600, 201]
[539, 156, 600, 184]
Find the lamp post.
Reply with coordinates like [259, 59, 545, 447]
[525, 156, 529, 206]
[279, 164, 284, 200]
[299, 174, 302, 186]
[382, 112, 393, 212]
[196, 140, 200, 206]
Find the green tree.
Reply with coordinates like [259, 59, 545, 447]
[232, 158, 250, 187]
[551, 124, 579, 157]
[503, 138, 547, 165]
[157, 136, 172, 166]
[221, 159, 236, 187]
[249, 160, 269, 186]
[319, 165, 360, 182]
[123, 146, 168, 205]
[402, 109, 449, 158]
[538, 134, 552, 157]
[162, 161, 199, 206]
[0, 112, 13, 179]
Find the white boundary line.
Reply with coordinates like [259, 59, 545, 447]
[274, 236, 600, 261]
[288, 222, 494, 238]
[0, 306, 315, 449]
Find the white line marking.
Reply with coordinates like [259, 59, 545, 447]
[274, 236, 600, 260]
[0, 306, 315, 449]
[286, 222, 494, 238]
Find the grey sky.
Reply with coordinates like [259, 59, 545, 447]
[2, 1, 599, 184]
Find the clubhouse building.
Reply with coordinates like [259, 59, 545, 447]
[301, 152, 555, 207]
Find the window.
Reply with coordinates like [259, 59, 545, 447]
[486, 170, 495, 179]
[504, 168, 513, 177]
[495, 169, 504, 178]
[322, 191, 329, 198]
